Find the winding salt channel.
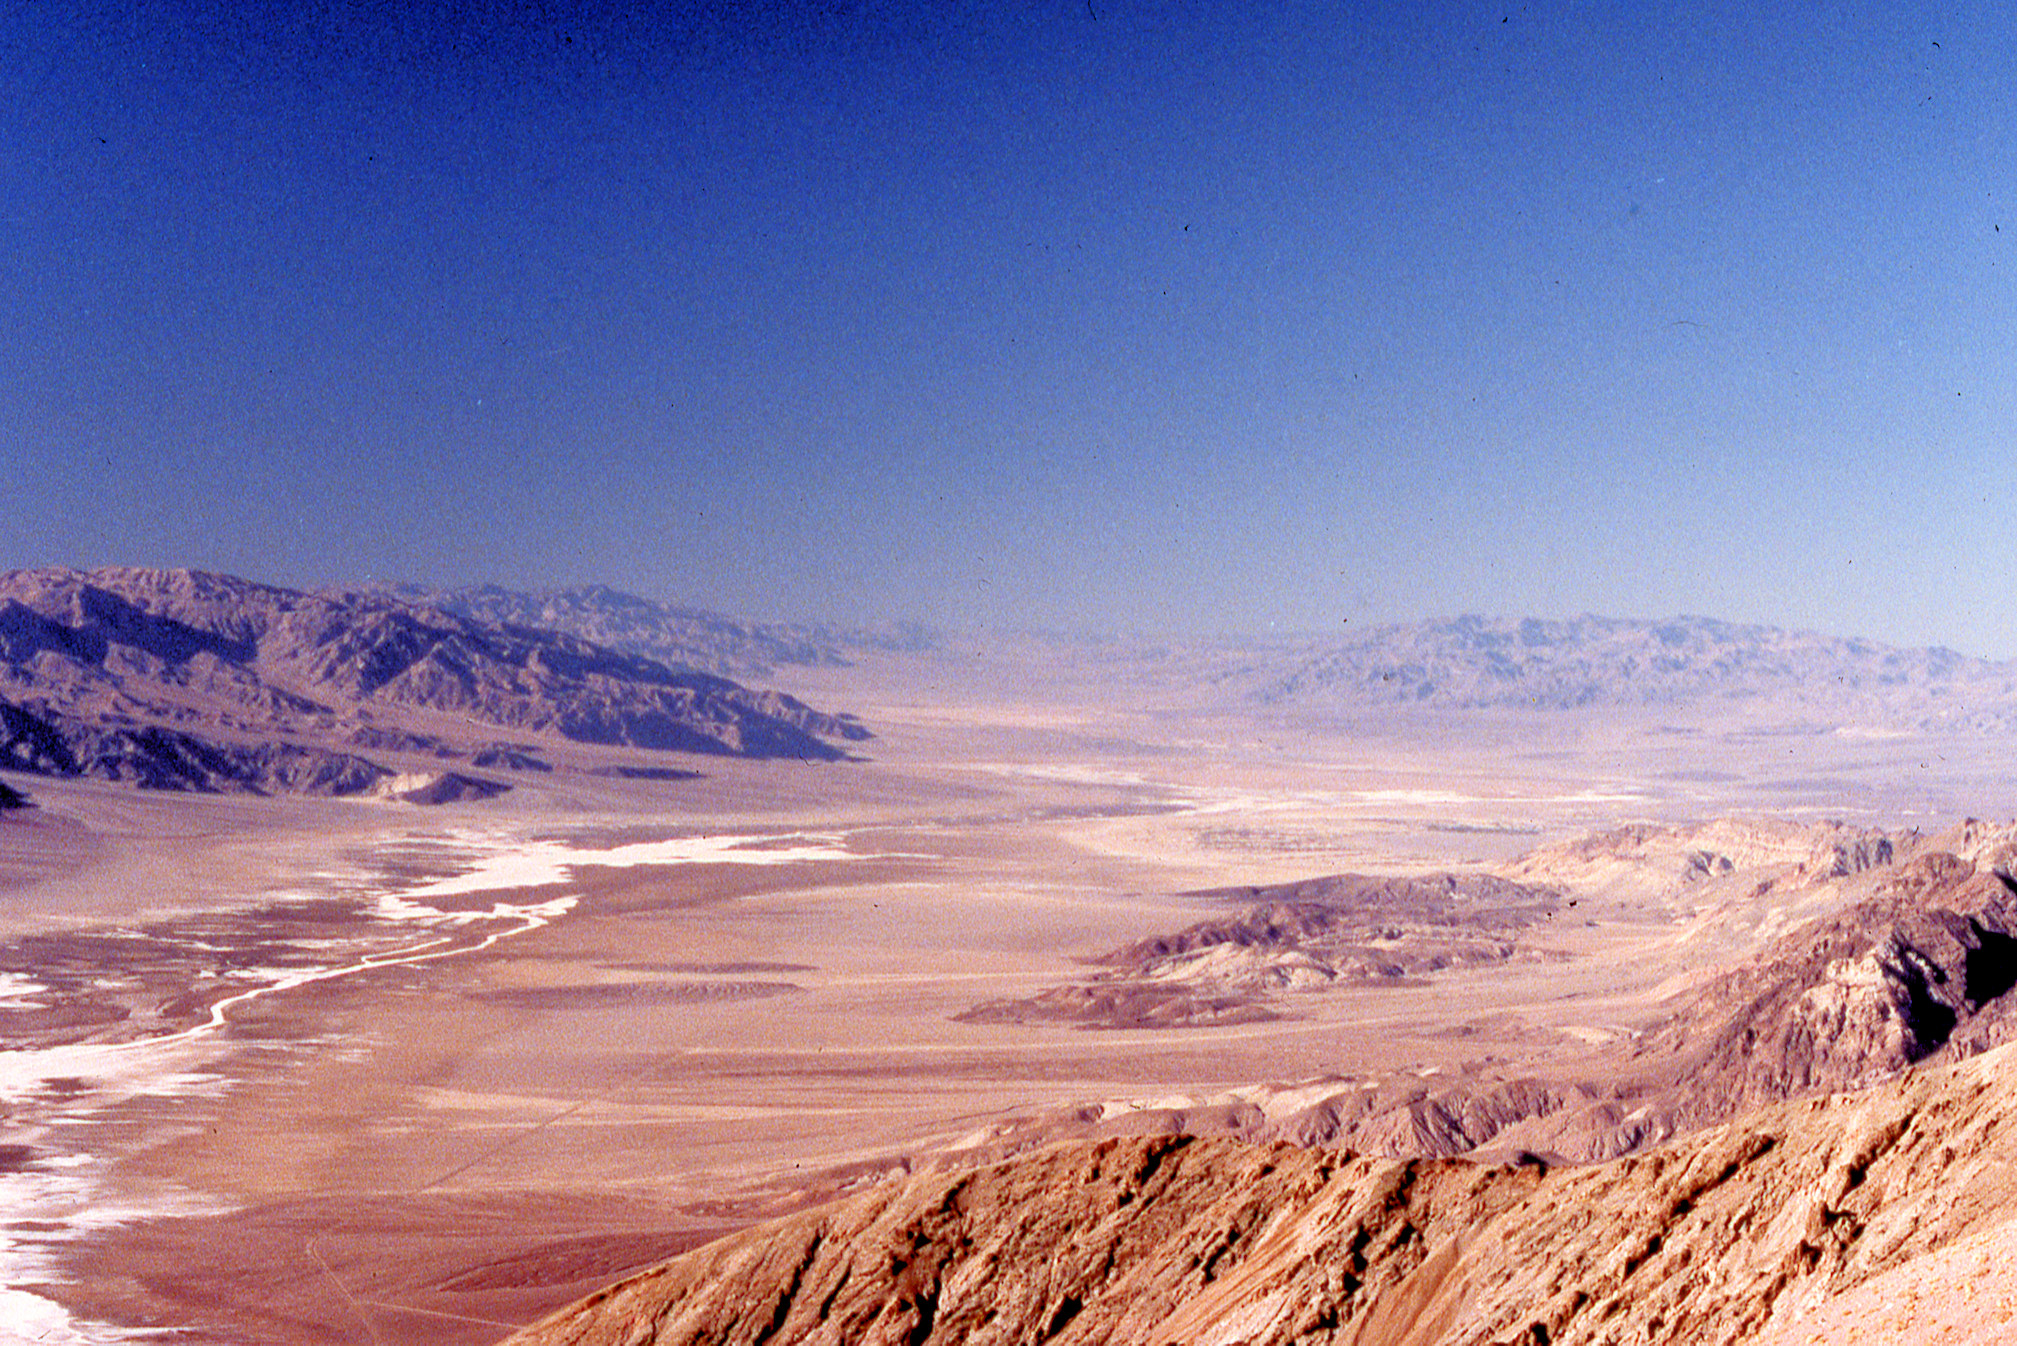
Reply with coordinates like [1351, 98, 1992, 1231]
[0, 825, 873, 1344]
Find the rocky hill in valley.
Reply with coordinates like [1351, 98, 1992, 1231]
[958, 873, 1564, 1030]
[950, 819, 2017, 1165]
[0, 567, 871, 797]
[371, 582, 940, 679]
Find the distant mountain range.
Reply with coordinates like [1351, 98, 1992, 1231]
[8, 573, 2013, 802]
[362, 581, 938, 679]
[0, 568, 872, 798]
[1202, 614, 2017, 727]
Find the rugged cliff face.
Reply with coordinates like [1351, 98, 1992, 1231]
[508, 1042, 2017, 1346]
[0, 567, 871, 795]
[1637, 846, 2017, 1108]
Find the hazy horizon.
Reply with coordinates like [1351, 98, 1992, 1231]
[8, 3, 2012, 652]
[15, 560, 2015, 667]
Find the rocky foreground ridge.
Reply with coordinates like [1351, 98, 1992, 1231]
[510, 818, 2017, 1345]
[510, 1040, 2017, 1346]
[0, 567, 870, 796]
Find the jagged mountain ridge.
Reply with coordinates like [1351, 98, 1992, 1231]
[0, 567, 871, 796]
[1226, 613, 2017, 722]
[508, 1039, 2017, 1346]
[370, 583, 848, 680]
[364, 582, 940, 680]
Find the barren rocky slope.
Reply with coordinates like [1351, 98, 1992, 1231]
[0, 567, 870, 795]
[508, 1038, 2017, 1346]
[498, 817, 2017, 1345]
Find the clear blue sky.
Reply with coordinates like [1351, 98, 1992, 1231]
[5, 2, 2013, 650]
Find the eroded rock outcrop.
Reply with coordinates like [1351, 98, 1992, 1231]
[1636, 846, 2017, 1116]
[1274, 828, 2017, 1162]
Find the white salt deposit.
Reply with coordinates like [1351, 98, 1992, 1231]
[0, 824, 871, 1343]
[0, 972, 47, 1008]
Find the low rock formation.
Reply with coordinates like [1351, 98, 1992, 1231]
[470, 743, 554, 772]
[372, 770, 513, 805]
[960, 873, 1561, 1030]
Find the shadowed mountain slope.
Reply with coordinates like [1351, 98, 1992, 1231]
[0, 567, 871, 795]
[365, 582, 940, 679]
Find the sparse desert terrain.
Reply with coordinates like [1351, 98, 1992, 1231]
[7, 604, 2017, 1343]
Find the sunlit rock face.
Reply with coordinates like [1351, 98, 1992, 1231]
[508, 1042, 2017, 1346]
